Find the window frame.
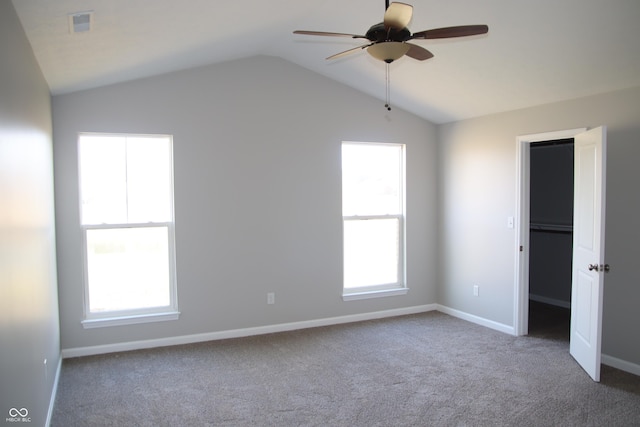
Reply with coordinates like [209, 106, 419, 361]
[341, 141, 408, 300]
[78, 132, 179, 328]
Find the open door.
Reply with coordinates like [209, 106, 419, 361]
[569, 126, 607, 381]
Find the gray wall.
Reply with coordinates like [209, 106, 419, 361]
[437, 86, 640, 367]
[52, 56, 438, 350]
[0, 1, 60, 426]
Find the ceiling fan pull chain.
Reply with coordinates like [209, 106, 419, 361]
[385, 63, 392, 111]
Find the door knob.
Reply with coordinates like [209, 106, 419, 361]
[588, 263, 611, 272]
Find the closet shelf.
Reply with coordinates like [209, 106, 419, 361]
[530, 222, 573, 233]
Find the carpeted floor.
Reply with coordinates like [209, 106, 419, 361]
[52, 309, 640, 426]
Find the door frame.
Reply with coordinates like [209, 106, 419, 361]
[513, 128, 587, 336]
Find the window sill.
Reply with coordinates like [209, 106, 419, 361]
[82, 311, 180, 329]
[342, 288, 409, 301]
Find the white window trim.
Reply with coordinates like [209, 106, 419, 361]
[81, 311, 180, 329]
[78, 133, 179, 327]
[342, 287, 409, 301]
[341, 142, 407, 299]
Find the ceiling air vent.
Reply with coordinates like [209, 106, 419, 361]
[68, 11, 93, 34]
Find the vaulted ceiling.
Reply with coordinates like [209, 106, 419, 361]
[12, 0, 640, 123]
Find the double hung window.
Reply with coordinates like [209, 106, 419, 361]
[78, 133, 178, 327]
[341, 142, 406, 298]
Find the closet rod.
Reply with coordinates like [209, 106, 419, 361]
[530, 222, 573, 234]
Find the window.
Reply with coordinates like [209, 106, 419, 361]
[78, 133, 178, 327]
[342, 142, 406, 299]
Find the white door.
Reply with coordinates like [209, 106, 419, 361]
[569, 126, 607, 381]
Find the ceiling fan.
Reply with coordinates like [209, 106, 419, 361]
[294, 0, 488, 63]
[293, 0, 488, 109]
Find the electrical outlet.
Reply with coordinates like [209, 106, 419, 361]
[267, 292, 275, 305]
[473, 285, 479, 297]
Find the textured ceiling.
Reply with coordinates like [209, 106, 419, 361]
[12, 0, 640, 123]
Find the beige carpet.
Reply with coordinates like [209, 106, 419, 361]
[52, 310, 640, 426]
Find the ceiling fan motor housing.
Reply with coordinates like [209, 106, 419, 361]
[366, 23, 411, 42]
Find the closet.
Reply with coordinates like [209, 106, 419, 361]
[528, 138, 574, 336]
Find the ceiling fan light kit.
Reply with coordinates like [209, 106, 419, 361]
[367, 42, 410, 63]
[294, 1, 488, 109]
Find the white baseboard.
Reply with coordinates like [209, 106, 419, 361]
[45, 355, 62, 427]
[62, 304, 438, 358]
[436, 305, 640, 378]
[436, 304, 516, 335]
[61, 305, 640, 379]
[602, 353, 640, 377]
[529, 294, 571, 309]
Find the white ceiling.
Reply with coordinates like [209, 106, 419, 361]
[12, 0, 640, 123]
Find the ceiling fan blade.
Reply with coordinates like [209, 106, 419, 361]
[411, 25, 489, 40]
[293, 30, 368, 39]
[405, 43, 434, 61]
[384, 2, 413, 30]
[326, 44, 372, 60]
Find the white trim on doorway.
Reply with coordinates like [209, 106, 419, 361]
[513, 128, 587, 336]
